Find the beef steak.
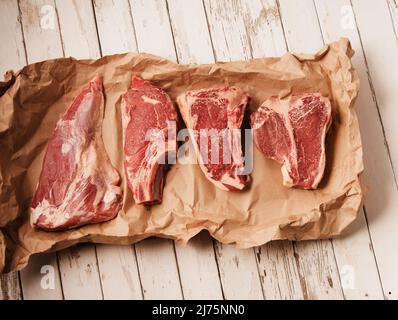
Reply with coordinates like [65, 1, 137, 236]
[121, 76, 177, 205]
[251, 93, 332, 189]
[31, 76, 123, 230]
[177, 86, 250, 191]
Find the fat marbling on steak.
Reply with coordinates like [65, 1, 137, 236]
[177, 86, 250, 191]
[251, 93, 332, 189]
[121, 76, 178, 205]
[31, 76, 123, 230]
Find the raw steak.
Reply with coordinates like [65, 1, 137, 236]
[251, 93, 332, 189]
[121, 76, 177, 204]
[31, 76, 123, 230]
[177, 87, 250, 191]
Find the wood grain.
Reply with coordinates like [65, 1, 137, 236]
[96, 244, 143, 300]
[18, 0, 66, 300]
[168, 0, 266, 300]
[55, 0, 100, 58]
[93, 0, 137, 55]
[350, 0, 398, 300]
[277, 0, 345, 299]
[256, 242, 303, 299]
[135, 238, 183, 299]
[314, 0, 385, 299]
[58, 244, 103, 300]
[0, 0, 26, 78]
[91, 0, 174, 301]
[129, 0, 224, 299]
[0, 272, 22, 300]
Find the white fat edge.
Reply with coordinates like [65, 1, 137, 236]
[219, 172, 245, 191]
[275, 98, 298, 187]
[177, 93, 204, 164]
[309, 97, 332, 189]
[281, 164, 294, 187]
[31, 198, 71, 228]
[142, 95, 160, 104]
[61, 142, 72, 155]
[102, 187, 118, 209]
[228, 127, 245, 166]
[251, 108, 268, 130]
[120, 97, 130, 146]
[79, 144, 118, 207]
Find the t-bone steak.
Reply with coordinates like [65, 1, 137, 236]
[251, 93, 332, 189]
[31, 76, 123, 230]
[177, 86, 250, 191]
[121, 76, 178, 205]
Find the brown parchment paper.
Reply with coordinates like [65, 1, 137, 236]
[0, 38, 363, 273]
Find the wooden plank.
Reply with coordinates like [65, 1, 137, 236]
[96, 244, 143, 300]
[206, 0, 303, 300]
[169, 0, 265, 300]
[94, 0, 183, 300]
[0, 272, 22, 300]
[237, 0, 287, 58]
[55, 0, 100, 58]
[58, 244, 103, 300]
[214, 245, 263, 299]
[203, 0, 288, 300]
[387, 0, 398, 42]
[129, 0, 223, 299]
[175, 234, 223, 300]
[17, 0, 66, 300]
[255, 242, 303, 299]
[232, 0, 304, 300]
[203, 0, 307, 300]
[50, 0, 104, 300]
[56, 0, 144, 300]
[277, 0, 345, 299]
[350, 0, 398, 300]
[19, 0, 63, 63]
[129, 0, 175, 60]
[0, 0, 26, 78]
[314, 0, 386, 300]
[18, 0, 104, 300]
[135, 238, 182, 299]
[169, 0, 266, 300]
[293, 240, 342, 299]
[350, 1, 398, 174]
[93, 0, 137, 55]
[203, 0, 252, 61]
[167, 0, 214, 64]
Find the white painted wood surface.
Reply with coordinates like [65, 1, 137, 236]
[17, 0, 66, 300]
[96, 244, 143, 300]
[349, 0, 398, 300]
[168, 0, 264, 300]
[94, 0, 183, 300]
[1, 0, 397, 300]
[314, 0, 386, 300]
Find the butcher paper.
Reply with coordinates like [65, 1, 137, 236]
[0, 38, 363, 273]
